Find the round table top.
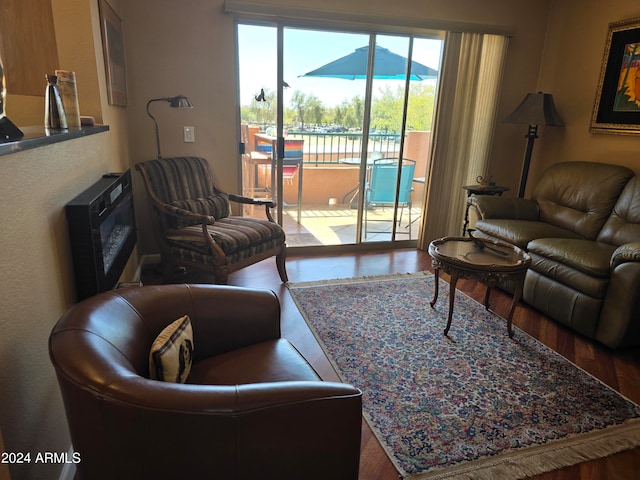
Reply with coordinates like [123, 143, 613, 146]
[338, 157, 394, 166]
[428, 236, 531, 273]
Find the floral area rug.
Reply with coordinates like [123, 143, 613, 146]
[287, 273, 640, 479]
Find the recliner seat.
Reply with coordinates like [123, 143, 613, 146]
[470, 161, 640, 349]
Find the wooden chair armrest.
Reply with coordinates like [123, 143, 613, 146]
[229, 193, 276, 208]
[228, 193, 277, 222]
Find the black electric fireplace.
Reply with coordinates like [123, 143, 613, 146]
[66, 170, 136, 301]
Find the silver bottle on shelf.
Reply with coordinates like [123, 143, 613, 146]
[44, 74, 68, 129]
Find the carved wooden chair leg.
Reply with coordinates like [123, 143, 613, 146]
[213, 265, 229, 284]
[276, 250, 288, 283]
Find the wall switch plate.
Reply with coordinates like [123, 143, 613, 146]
[183, 126, 195, 143]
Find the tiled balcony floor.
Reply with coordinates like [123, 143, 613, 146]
[278, 204, 423, 246]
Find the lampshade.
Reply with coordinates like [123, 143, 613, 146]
[505, 92, 563, 198]
[504, 92, 563, 126]
[168, 95, 194, 108]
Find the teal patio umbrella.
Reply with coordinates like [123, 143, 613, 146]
[301, 45, 438, 80]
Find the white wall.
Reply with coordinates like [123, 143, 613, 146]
[0, 1, 133, 479]
[0, 132, 127, 480]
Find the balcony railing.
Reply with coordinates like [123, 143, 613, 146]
[286, 131, 402, 165]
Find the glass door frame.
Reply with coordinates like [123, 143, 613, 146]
[235, 19, 442, 249]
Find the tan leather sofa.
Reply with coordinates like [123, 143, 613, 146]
[49, 284, 362, 480]
[470, 161, 640, 349]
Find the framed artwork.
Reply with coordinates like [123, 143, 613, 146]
[591, 17, 640, 135]
[99, 0, 127, 106]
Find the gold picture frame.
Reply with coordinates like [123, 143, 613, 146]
[99, 0, 127, 106]
[591, 17, 640, 135]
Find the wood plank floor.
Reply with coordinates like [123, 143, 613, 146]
[142, 248, 640, 480]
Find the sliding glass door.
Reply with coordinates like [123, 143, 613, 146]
[237, 23, 442, 248]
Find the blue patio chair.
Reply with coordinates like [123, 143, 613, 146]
[364, 158, 416, 239]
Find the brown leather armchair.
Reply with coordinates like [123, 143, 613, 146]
[49, 284, 362, 480]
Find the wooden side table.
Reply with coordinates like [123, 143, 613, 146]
[462, 184, 509, 235]
[428, 236, 531, 338]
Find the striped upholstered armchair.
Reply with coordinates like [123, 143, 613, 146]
[136, 156, 287, 284]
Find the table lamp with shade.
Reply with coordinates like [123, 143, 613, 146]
[505, 92, 563, 197]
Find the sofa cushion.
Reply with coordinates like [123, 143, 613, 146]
[149, 315, 194, 383]
[475, 219, 582, 249]
[470, 196, 539, 221]
[527, 239, 616, 298]
[532, 162, 634, 240]
[598, 176, 640, 246]
[167, 216, 284, 249]
[188, 338, 320, 385]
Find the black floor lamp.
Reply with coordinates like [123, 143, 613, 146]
[146, 95, 194, 158]
[505, 92, 563, 197]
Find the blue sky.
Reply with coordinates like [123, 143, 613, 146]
[238, 25, 443, 108]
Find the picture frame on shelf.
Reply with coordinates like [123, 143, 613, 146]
[98, 0, 128, 106]
[591, 17, 640, 135]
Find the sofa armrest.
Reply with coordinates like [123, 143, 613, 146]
[67, 379, 362, 480]
[235, 381, 362, 479]
[611, 242, 640, 269]
[469, 195, 539, 220]
[102, 378, 361, 414]
[597, 247, 640, 348]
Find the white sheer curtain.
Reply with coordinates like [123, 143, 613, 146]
[418, 32, 509, 249]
